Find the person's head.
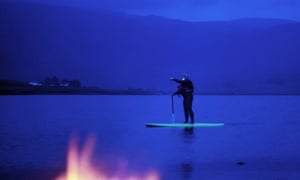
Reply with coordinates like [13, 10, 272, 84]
[181, 73, 189, 81]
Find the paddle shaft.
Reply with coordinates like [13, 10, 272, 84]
[171, 95, 175, 123]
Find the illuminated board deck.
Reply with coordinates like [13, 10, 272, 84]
[146, 123, 225, 128]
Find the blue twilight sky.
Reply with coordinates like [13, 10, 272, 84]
[1, 0, 300, 92]
[9, 0, 300, 21]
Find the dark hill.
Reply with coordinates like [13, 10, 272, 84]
[1, 2, 300, 94]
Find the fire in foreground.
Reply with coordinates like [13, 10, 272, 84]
[55, 135, 160, 180]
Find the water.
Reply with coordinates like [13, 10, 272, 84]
[1, 95, 300, 179]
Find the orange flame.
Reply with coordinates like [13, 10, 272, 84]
[55, 135, 160, 180]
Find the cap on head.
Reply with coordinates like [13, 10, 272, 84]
[181, 73, 189, 81]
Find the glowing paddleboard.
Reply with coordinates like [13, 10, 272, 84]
[146, 123, 224, 128]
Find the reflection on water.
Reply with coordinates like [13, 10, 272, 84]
[181, 162, 193, 180]
[181, 127, 195, 180]
[184, 127, 194, 137]
[182, 127, 195, 144]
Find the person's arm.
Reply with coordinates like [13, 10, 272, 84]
[170, 77, 183, 95]
[172, 85, 184, 96]
[170, 77, 184, 84]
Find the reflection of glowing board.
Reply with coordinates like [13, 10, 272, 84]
[146, 123, 224, 128]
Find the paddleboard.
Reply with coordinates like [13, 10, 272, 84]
[146, 123, 224, 128]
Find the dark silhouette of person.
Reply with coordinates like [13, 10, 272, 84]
[170, 74, 194, 123]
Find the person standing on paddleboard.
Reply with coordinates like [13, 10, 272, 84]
[170, 74, 194, 123]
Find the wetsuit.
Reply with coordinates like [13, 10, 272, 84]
[172, 79, 194, 123]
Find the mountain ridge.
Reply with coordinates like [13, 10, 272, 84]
[1, 2, 300, 94]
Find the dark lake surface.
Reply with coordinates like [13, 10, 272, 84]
[1, 95, 300, 179]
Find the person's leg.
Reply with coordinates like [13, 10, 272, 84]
[187, 95, 194, 123]
[183, 98, 189, 123]
[190, 110, 194, 123]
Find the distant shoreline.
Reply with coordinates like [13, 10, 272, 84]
[1, 79, 299, 96]
[0, 79, 165, 95]
[0, 88, 161, 95]
[1, 89, 299, 96]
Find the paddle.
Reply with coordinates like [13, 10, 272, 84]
[171, 95, 175, 123]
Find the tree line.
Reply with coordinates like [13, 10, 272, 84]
[41, 76, 81, 88]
